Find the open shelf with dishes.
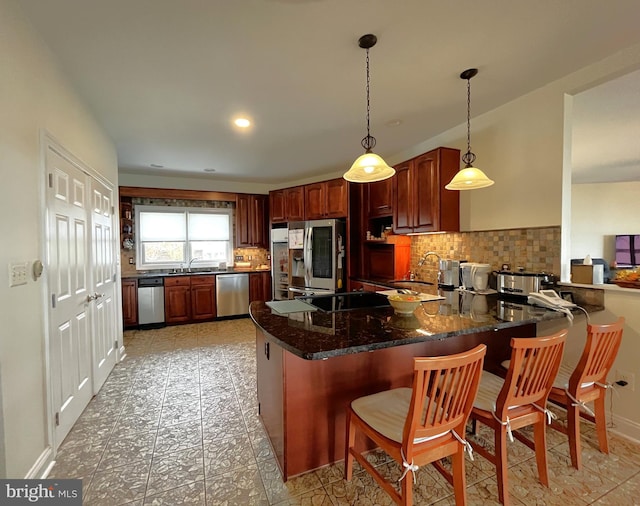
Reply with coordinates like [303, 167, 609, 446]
[120, 198, 134, 250]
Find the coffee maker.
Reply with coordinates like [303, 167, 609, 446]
[438, 259, 460, 288]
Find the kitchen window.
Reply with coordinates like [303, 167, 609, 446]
[135, 205, 232, 270]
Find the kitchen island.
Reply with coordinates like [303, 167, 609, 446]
[249, 290, 589, 480]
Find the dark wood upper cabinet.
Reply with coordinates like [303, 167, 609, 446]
[270, 187, 304, 223]
[367, 178, 393, 218]
[393, 147, 460, 233]
[304, 178, 348, 220]
[237, 194, 268, 248]
[285, 187, 305, 221]
[270, 190, 286, 223]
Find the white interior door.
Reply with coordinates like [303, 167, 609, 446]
[46, 146, 93, 445]
[90, 179, 117, 392]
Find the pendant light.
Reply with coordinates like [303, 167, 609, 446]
[343, 34, 395, 183]
[445, 68, 495, 190]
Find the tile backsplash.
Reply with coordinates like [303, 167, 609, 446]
[409, 226, 561, 282]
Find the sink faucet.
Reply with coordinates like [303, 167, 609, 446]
[187, 257, 200, 272]
[417, 251, 441, 285]
[417, 251, 441, 266]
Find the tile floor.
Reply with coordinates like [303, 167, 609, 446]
[48, 318, 640, 505]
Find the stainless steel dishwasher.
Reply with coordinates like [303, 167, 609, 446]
[216, 273, 249, 317]
[137, 277, 165, 325]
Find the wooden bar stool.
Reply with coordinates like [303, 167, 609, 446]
[344, 344, 487, 506]
[469, 330, 567, 506]
[548, 317, 624, 469]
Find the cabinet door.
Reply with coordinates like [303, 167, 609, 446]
[236, 194, 251, 247]
[237, 194, 268, 248]
[393, 161, 413, 233]
[251, 195, 268, 248]
[165, 278, 191, 324]
[304, 183, 325, 220]
[249, 272, 272, 303]
[121, 279, 137, 327]
[270, 190, 286, 223]
[367, 178, 393, 217]
[261, 271, 272, 302]
[325, 178, 348, 218]
[191, 275, 216, 321]
[412, 151, 439, 232]
[255, 330, 285, 470]
[285, 187, 305, 221]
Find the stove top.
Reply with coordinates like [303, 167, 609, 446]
[300, 291, 391, 312]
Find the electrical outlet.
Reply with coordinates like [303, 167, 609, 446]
[8, 262, 28, 287]
[615, 370, 635, 391]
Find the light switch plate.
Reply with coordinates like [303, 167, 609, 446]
[9, 262, 29, 287]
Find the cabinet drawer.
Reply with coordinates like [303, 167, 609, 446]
[191, 275, 215, 285]
[164, 276, 191, 286]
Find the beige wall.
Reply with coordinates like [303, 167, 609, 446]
[0, 0, 117, 477]
[571, 181, 640, 262]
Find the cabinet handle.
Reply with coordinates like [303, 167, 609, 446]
[265, 341, 270, 360]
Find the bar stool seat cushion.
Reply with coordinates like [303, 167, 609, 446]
[351, 387, 447, 444]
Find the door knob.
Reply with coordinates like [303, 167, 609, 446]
[86, 292, 105, 302]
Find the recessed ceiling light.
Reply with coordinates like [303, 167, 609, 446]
[150, 163, 164, 168]
[386, 119, 402, 127]
[234, 118, 251, 128]
[204, 168, 216, 173]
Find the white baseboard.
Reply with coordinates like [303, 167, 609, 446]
[25, 446, 53, 479]
[610, 413, 640, 444]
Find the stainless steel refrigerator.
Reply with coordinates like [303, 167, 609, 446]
[287, 219, 346, 297]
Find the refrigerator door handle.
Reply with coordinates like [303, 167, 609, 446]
[304, 225, 313, 287]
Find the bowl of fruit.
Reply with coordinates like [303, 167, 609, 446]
[613, 269, 640, 288]
[387, 293, 422, 315]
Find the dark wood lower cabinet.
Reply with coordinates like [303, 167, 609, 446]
[191, 275, 216, 321]
[121, 279, 137, 328]
[164, 277, 191, 324]
[250, 271, 272, 303]
[255, 323, 536, 480]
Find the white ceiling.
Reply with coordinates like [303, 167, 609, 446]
[18, 0, 640, 185]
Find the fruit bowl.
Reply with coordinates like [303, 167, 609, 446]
[387, 294, 422, 315]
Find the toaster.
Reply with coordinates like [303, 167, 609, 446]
[496, 271, 555, 297]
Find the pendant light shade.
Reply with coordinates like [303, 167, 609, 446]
[343, 34, 395, 183]
[445, 68, 494, 190]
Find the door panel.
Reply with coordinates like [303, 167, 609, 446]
[91, 179, 117, 392]
[47, 147, 93, 446]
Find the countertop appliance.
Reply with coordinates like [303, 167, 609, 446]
[300, 291, 390, 312]
[137, 277, 165, 326]
[216, 273, 249, 317]
[288, 219, 346, 298]
[271, 227, 289, 300]
[496, 270, 555, 297]
[438, 259, 460, 288]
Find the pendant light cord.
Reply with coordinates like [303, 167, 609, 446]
[362, 46, 375, 152]
[462, 75, 476, 167]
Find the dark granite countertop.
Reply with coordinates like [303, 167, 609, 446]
[249, 288, 603, 361]
[122, 268, 270, 279]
